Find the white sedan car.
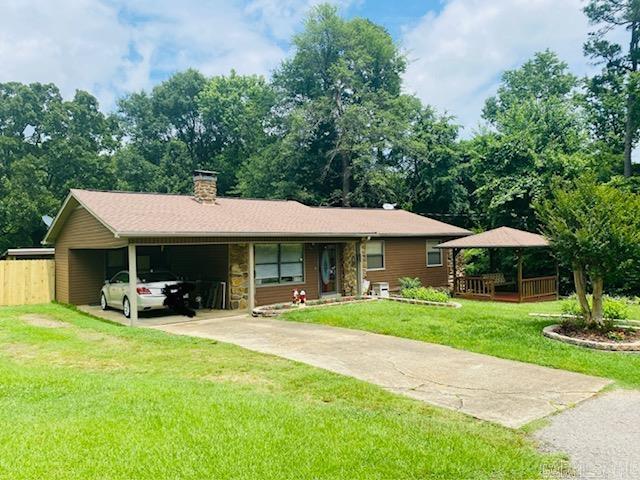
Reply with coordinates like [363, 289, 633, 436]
[100, 270, 181, 318]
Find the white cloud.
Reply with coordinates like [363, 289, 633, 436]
[0, 0, 130, 103]
[0, 0, 289, 110]
[0, 0, 362, 111]
[245, 0, 358, 40]
[401, 0, 603, 135]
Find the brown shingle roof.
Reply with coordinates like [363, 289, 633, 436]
[46, 189, 471, 240]
[436, 226, 549, 249]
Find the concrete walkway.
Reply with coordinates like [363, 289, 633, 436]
[152, 316, 611, 428]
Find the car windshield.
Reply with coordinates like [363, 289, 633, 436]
[138, 271, 178, 283]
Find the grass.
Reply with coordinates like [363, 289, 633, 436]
[0, 303, 561, 479]
[283, 299, 640, 388]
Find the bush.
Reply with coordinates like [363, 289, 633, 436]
[561, 295, 631, 320]
[398, 277, 422, 290]
[604, 297, 631, 320]
[401, 286, 450, 303]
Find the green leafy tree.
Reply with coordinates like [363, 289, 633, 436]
[583, 0, 640, 177]
[265, 4, 407, 206]
[0, 82, 118, 251]
[536, 176, 640, 327]
[469, 51, 589, 230]
[198, 72, 277, 194]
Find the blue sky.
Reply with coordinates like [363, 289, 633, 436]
[0, 0, 606, 135]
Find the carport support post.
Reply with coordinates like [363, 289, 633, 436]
[128, 243, 138, 326]
[248, 242, 255, 312]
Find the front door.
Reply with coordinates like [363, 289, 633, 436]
[319, 244, 338, 295]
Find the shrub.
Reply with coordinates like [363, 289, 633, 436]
[401, 286, 450, 303]
[603, 297, 631, 320]
[561, 295, 630, 320]
[398, 277, 422, 290]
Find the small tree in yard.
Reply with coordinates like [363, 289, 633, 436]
[536, 176, 640, 328]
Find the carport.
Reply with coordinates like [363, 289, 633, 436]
[64, 244, 231, 323]
[43, 189, 236, 324]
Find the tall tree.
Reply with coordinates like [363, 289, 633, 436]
[198, 72, 276, 194]
[469, 51, 589, 230]
[118, 70, 276, 195]
[268, 4, 407, 206]
[0, 82, 118, 251]
[584, 0, 640, 177]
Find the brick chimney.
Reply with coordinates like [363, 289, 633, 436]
[193, 170, 218, 204]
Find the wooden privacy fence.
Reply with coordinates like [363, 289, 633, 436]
[0, 260, 55, 306]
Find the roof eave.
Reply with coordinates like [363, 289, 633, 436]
[435, 243, 549, 249]
[118, 230, 473, 239]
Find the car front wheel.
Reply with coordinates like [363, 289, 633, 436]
[100, 293, 109, 310]
[123, 297, 131, 318]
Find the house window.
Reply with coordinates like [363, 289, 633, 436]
[426, 240, 443, 267]
[366, 240, 385, 270]
[255, 244, 304, 285]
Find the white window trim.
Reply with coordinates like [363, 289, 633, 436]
[426, 240, 443, 267]
[366, 240, 385, 271]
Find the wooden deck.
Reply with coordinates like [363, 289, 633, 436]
[458, 291, 558, 303]
[453, 275, 558, 303]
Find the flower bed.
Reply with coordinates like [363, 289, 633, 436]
[252, 296, 375, 317]
[387, 295, 461, 308]
[252, 295, 460, 317]
[542, 324, 640, 352]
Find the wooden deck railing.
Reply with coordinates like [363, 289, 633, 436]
[520, 275, 558, 300]
[454, 276, 495, 299]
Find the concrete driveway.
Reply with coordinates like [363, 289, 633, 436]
[152, 315, 611, 428]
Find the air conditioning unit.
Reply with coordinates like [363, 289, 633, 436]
[371, 282, 390, 298]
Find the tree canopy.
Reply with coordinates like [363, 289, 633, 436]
[0, 1, 638, 303]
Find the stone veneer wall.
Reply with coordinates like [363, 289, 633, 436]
[229, 243, 249, 309]
[447, 249, 465, 289]
[360, 240, 368, 292]
[341, 242, 358, 296]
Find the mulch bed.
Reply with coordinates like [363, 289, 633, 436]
[556, 324, 640, 343]
[543, 324, 640, 351]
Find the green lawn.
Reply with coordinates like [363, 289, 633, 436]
[0, 303, 560, 479]
[283, 299, 640, 388]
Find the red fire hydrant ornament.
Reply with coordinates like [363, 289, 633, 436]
[299, 289, 307, 305]
[292, 289, 300, 305]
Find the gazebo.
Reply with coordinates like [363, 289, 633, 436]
[437, 226, 558, 303]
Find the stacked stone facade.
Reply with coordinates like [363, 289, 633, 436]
[229, 244, 249, 309]
[341, 242, 358, 296]
[447, 249, 465, 289]
[193, 172, 217, 203]
[359, 240, 368, 279]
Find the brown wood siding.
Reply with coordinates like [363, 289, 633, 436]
[255, 244, 319, 306]
[68, 250, 105, 305]
[54, 246, 70, 303]
[366, 238, 449, 290]
[54, 206, 125, 303]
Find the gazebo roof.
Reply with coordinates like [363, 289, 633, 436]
[436, 226, 549, 249]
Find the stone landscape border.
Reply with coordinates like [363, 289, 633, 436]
[542, 324, 640, 352]
[252, 295, 461, 317]
[386, 295, 462, 309]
